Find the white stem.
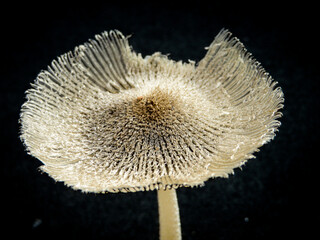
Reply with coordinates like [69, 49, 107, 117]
[157, 188, 181, 240]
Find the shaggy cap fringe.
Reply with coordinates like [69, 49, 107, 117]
[20, 29, 284, 193]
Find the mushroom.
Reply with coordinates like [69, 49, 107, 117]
[19, 29, 284, 240]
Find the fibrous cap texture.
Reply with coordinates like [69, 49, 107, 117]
[20, 29, 284, 193]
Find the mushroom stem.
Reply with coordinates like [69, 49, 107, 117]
[157, 188, 181, 240]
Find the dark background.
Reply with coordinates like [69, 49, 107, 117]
[2, 3, 318, 240]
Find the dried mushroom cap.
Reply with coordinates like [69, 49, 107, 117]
[20, 30, 284, 193]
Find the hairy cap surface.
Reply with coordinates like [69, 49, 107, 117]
[20, 30, 284, 193]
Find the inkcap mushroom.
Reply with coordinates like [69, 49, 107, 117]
[20, 29, 284, 240]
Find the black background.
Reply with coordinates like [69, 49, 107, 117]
[2, 2, 318, 240]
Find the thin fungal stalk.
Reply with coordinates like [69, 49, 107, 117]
[157, 189, 181, 240]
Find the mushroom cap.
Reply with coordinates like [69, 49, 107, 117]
[20, 30, 284, 193]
